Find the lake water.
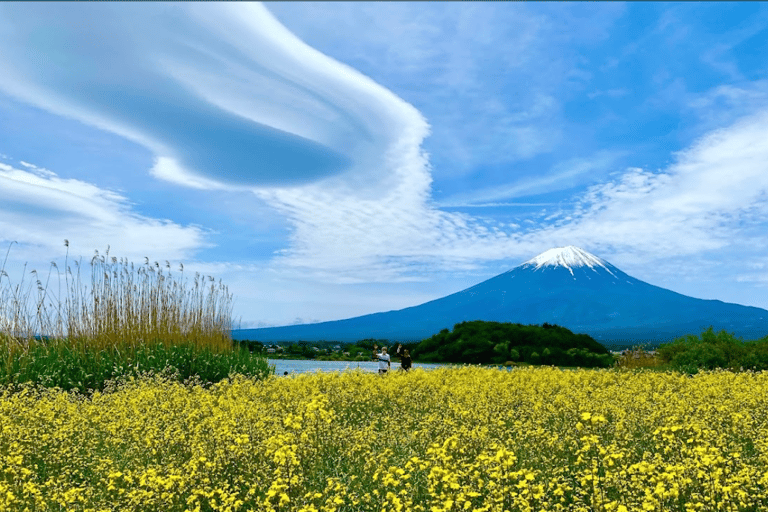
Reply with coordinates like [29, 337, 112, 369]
[268, 359, 450, 375]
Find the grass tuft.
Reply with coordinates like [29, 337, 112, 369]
[0, 242, 272, 391]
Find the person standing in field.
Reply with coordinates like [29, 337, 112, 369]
[377, 346, 391, 374]
[400, 349, 412, 371]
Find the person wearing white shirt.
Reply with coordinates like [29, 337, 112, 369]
[377, 347, 391, 374]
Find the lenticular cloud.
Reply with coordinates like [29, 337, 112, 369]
[0, 2, 428, 190]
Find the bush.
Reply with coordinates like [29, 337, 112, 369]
[0, 341, 272, 393]
[658, 327, 768, 373]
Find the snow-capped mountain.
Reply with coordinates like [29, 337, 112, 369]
[521, 245, 617, 277]
[235, 246, 768, 345]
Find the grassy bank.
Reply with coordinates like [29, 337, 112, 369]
[0, 242, 271, 391]
[0, 340, 271, 391]
[2, 366, 768, 511]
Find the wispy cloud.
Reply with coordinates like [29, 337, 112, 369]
[438, 150, 626, 207]
[441, 203, 555, 209]
[259, 106, 768, 284]
[587, 88, 630, 100]
[0, 161, 206, 262]
[685, 81, 768, 133]
[531, 109, 768, 261]
[266, 2, 626, 178]
[698, 8, 768, 81]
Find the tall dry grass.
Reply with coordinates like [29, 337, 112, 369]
[1, 241, 232, 355]
[613, 346, 663, 370]
[0, 241, 269, 391]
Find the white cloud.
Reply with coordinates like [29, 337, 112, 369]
[251, 107, 768, 288]
[686, 81, 768, 130]
[531, 109, 768, 260]
[0, 3, 426, 190]
[149, 157, 231, 191]
[0, 162, 207, 263]
[265, 3, 625, 178]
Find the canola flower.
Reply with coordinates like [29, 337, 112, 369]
[2, 366, 768, 511]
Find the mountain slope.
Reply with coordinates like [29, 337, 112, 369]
[236, 246, 768, 344]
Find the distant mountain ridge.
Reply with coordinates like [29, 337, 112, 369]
[235, 246, 768, 345]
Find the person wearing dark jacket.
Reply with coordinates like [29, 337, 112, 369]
[400, 349, 412, 371]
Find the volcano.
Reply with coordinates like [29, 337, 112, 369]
[235, 246, 768, 345]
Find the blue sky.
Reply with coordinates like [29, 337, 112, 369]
[2, 2, 768, 328]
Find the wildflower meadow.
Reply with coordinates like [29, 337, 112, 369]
[2, 366, 768, 511]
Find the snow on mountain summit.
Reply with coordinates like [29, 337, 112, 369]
[522, 246, 617, 277]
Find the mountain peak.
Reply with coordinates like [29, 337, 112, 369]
[522, 246, 616, 276]
[240, 243, 768, 343]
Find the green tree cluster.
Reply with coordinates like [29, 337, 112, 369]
[657, 327, 768, 373]
[412, 321, 612, 367]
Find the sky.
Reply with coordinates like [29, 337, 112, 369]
[1, 2, 768, 329]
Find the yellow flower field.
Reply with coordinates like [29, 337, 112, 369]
[2, 366, 768, 512]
